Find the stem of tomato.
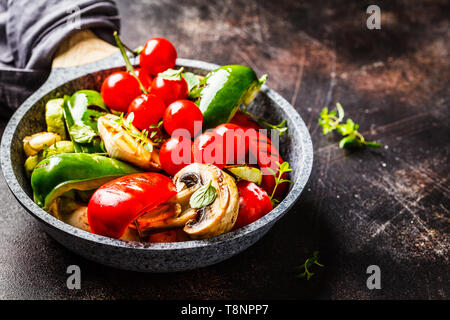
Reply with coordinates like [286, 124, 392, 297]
[113, 31, 148, 94]
[240, 107, 288, 136]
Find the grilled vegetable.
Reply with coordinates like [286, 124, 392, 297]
[97, 114, 162, 171]
[191, 65, 266, 129]
[23, 132, 61, 157]
[63, 90, 109, 153]
[87, 173, 177, 239]
[45, 98, 67, 139]
[31, 153, 139, 210]
[173, 163, 239, 239]
[227, 165, 262, 185]
[24, 141, 74, 177]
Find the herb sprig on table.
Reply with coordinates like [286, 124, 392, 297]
[319, 103, 381, 149]
[296, 251, 324, 280]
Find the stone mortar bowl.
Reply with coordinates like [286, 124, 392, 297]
[1, 54, 313, 272]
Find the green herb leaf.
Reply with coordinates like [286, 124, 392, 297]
[158, 67, 184, 81]
[269, 161, 293, 206]
[296, 251, 324, 280]
[189, 180, 217, 209]
[69, 124, 97, 144]
[364, 141, 382, 148]
[182, 72, 200, 92]
[318, 102, 381, 149]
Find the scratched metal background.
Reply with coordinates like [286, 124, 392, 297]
[0, 0, 448, 299]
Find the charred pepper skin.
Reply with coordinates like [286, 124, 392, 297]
[31, 153, 139, 210]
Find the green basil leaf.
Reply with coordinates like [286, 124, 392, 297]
[189, 180, 217, 209]
[69, 124, 97, 144]
[158, 67, 184, 81]
[182, 72, 200, 92]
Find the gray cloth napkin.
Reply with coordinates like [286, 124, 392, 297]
[0, 0, 120, 117]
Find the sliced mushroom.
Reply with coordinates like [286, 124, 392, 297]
[23, 132, 61, 157]
[132, 201, 196, 235]
[173, 163, 239, 239]
[98, 114, 161, 171]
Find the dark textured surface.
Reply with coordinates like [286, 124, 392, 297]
[0, 0, 449, 299]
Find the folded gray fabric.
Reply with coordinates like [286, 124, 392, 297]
[0, 0, 120, 117]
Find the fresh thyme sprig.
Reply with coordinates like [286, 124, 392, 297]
[296, 251, 324, 280]
[319, 103, 381, 149]
[267, 161, 293, 206]
[241, 106, 288, 136]
[114, 112, 161, 152]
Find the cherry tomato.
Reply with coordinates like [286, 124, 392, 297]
[247, 130, 288, 200]
[233, 181, 273, 229]
[134, 68, 153, 91]
[127, 93, 165, 131]
[163, 100, 203, 138]
[150, 75, 188, 106]
[87, 173, 177, 239]
[213, 123, 248, 165]
[101, 71, 141, 112]
[139, 37, 177, 76]
[230, 111, 262, 131]
[192, 131, 224, 169]
[159, 136, 194, 176]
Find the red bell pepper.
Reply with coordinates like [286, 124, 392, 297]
[87, 173, 177, 239]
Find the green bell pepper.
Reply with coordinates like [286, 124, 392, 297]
[31, 153, 139, 210]
[24, 140, 75, 177]
[63, 90, 109, 153]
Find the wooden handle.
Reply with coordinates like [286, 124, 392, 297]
[52, 30, 118, 68]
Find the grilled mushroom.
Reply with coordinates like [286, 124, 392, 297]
[172, 163, 239, 239]
[98, 114, 161, 171]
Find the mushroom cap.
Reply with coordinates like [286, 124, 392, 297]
[173, 163, 239, 239]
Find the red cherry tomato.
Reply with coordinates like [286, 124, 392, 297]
[213, 123, 248, 165]
[247, 130, 288, 200]
[127, 93, 165, 130]
[233, 181, 273, 229]
[192, 131, 225, 169]
[87, 173, 177, 239]
[163, 100, 203, 138]
[159, 136, 194, 176]
[150, 75, 188, 106]
[101, 71, 141, 112]
[230, 111, 262, 131]
[100, 69, 152, 113]
[134, 68, 153, 91]
[139, 37, 177, 76]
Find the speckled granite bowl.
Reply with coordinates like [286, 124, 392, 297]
[1, 54, 313, 272]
